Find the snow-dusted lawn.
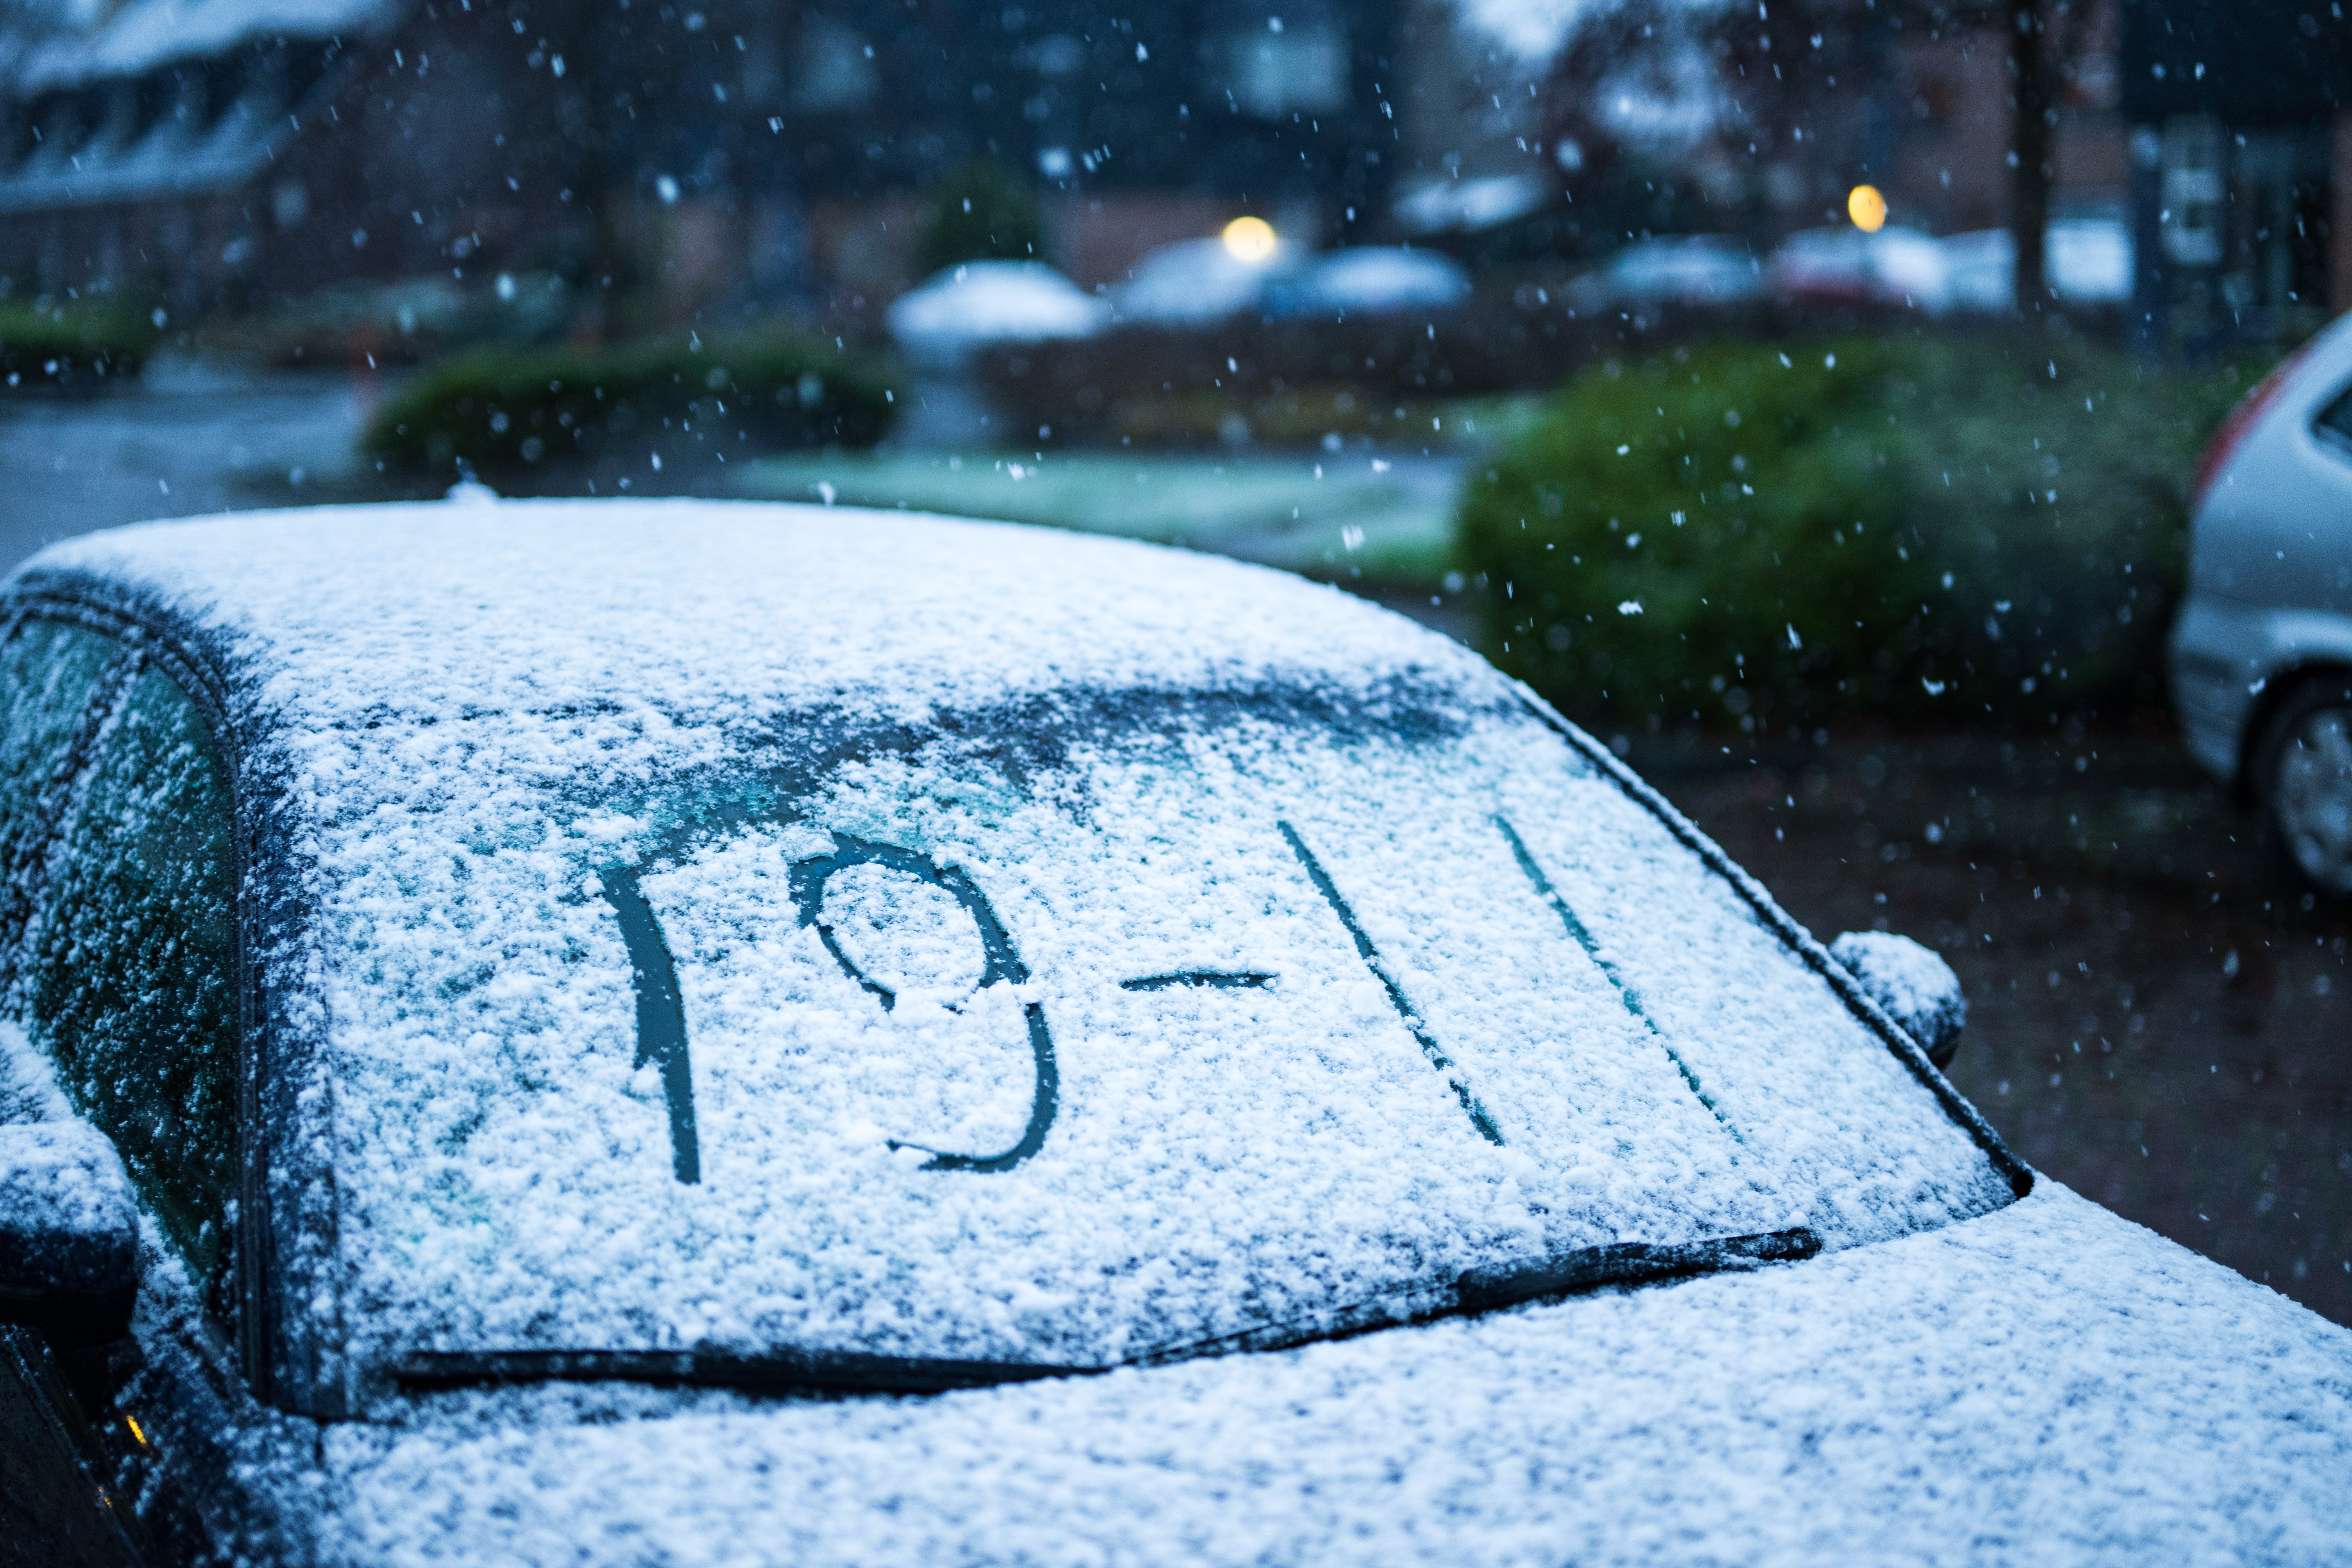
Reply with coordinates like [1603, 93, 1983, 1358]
[733, 450, 1463, 583]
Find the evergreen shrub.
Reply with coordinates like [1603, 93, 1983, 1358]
[0, 298, 161, 388]
[367, 329, 893, 476]
[1459, 334, 2255, 730]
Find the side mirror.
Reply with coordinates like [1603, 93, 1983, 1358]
[1830, 931, 1965, 1070]
[0, 1121, 141, 1348]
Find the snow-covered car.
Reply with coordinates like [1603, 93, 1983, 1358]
[2170, 312, 2352, 899]
[1566, 235, 1763, 312]
[1263, 247, 1472, 319]
[2, 501, 2349, 1565]
[1940, 219, 2135, 312]
[1111, 236, 1301, 326]
[1765, 225, 1951, 313]
[884, 261, 1109, 365]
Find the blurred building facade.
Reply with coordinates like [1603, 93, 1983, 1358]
[1493, 0, 2133, 258]
[0, 0, 1403, 315]
[2120, 0, 2352, 334]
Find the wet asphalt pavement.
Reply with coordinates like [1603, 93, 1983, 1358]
[1633, 724, 2352, 1328]
[0, 358, 367, 561]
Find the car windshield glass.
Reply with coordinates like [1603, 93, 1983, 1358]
[341, 677, 2012, 1375]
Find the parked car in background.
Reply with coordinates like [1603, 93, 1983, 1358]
[885, 261, 1109, 365]
[1391, 174, 1553, 239]
[4, 501, 2350, 1564]
[1766, 225, 1951, 313]
[1566, 235, 1764, 312]
[1940, 219, 2135, 312]
[1264, 247, 1472, 319]
[1111, 236, 1301, 326]
[2171, 314, 2352, 899]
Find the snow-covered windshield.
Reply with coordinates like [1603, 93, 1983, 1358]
[343, 677, 2012, 1375]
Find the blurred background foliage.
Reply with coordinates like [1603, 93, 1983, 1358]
[366, 329, 893, 478]
[1461, 333, 2267, 731]
[0, 297, 162, 388]
[914, 160, 1047, 279]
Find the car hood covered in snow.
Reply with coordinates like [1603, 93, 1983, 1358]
[319, 1183, 2352, 1566]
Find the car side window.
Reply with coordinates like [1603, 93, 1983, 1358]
[0, 619, 120, 962]
[2313, 382, 2352, 453]
[24, 661, 239, 1297]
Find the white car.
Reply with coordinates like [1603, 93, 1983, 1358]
[1111, 236, 1302, 326]
[884, 261, 1109, 365]
[2170, 312, 2352, 897]
[1766, 225, 1952, 313]
[1940, 220, 2135, 312]
[1265, 247, 1472, 318]
[1, 501, 2347, 1564]
[1566, 235, 1764, 312]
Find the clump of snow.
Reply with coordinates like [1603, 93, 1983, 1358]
[1830, 931, 1966, 1067]
[17, 502, 2011, 1391]
[0, 1119, 138, 1250]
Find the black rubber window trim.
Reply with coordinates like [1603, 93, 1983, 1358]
[1509, 683, 2033, 1200]
[2311, 380, 2352, 458]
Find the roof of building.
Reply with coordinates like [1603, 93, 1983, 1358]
[14, 0, 390, 92]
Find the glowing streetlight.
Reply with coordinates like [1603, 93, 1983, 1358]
[1222, 215, 1278, 262]
[1847, 184, 1888, 233]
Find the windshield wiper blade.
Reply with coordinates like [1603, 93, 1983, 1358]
[1452, 1226, 1820, 1314]
[393, 1229, 1821, 1397]
[1133, 1226, 1822, 1369]
[390, 1346, 1083, 1397]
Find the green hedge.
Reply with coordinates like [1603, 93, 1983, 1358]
[1460, 334, 2257, 730]
[367, 329, 895, 476]
[0, 299, 160, 389]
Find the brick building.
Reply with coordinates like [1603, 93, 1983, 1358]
[0, 0, 1405, 314]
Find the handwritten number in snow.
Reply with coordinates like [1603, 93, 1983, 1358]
[1278, 820, 1505, 1145]
[601, 868, 702, 1183]
[1493, 816, 1742, 1143]
[1120, 971, 1275, 992]
[789, 835, 1058, 1173]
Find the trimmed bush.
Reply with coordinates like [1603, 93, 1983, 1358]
[367, 329, 894, 476]
[0, 298, 160, 389]
[1459, 334, 2257, 730]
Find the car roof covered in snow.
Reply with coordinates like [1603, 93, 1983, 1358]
[15, 498, 1476, 741]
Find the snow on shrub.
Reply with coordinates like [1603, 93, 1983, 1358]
[1460, 335, 2253, 729]
[367, 329, 894, 476]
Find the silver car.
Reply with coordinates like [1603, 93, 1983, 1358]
[2170, 315, 2352, 897]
